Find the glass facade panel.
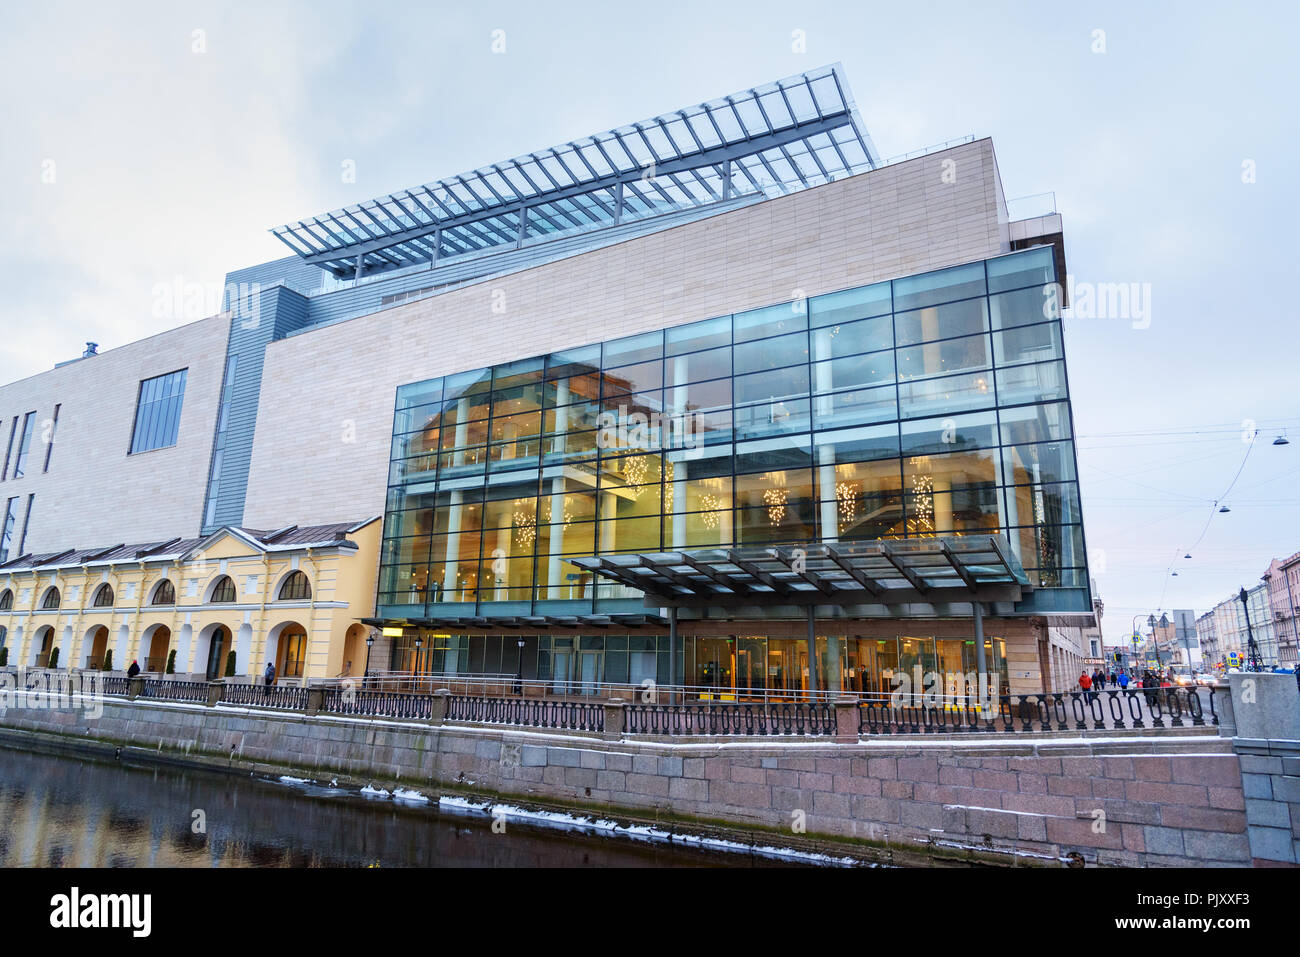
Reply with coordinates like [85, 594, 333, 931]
[378, 248, 1088, 615]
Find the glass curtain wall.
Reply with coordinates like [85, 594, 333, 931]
[379, 246, 1085, 614]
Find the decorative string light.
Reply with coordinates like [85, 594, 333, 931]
[512, 499, 536, 547]
[836, 481, 857, 524]
[911, 472, 934, 535]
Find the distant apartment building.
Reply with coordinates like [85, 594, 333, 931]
[1195, 585, 1279, 669]
[1261, 552, 1300, 664]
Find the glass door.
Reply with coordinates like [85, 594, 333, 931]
[206, 627, 227, 680]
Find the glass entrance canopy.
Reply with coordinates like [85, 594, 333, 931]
[272, 64, 879, 279]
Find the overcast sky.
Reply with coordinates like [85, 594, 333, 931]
[1, 0, 1296, 639]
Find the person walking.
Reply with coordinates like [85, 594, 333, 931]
[126, 659, 140, 678]
[1117, 671, 1130, 690]
[1078, 670, 1092, 702]
[264, 661, 276, 690]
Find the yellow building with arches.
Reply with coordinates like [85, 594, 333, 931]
[0, 519, 380, 683]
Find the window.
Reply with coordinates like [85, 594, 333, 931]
[0, 589, 12, 610]
[92, 583, 114, 607]
[2, 416, 17, 480]
[151, 579, 175, 605]
[1, 497, 16, 562]
[12, 413, 35, 478]
[278, 571, 311, 601]
[129, 369, 188, 454]
[41, 587, 60, 610]
[209, 576, 236, 603]
[42, 405, 60, 473]
[17, 495, 32, 556]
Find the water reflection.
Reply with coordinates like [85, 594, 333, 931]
[0, 745, 796, 868]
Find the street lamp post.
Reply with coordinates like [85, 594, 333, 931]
[363, 632, 374, 689]
[515, 637, 525, 695]
[1239, 587, 1262, 671]
[413, 635, 423, 692]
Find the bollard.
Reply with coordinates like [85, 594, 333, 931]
[1213, 681, 1235, 736]
[833, 697, 861, 743]
[603, 699, 626, 741]
[429, 688, 450, 726]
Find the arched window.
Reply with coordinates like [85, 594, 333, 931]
[92, 583, 115, 607]
[278, 571, 311, 601]
[209, 576, 236, 603]
[151, 580, 175, 605]
[0, 589, 11, 610]
[41, 587, 61, 610]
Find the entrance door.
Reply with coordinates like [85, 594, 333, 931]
[579, 651, 600, 696]
[206, 627, 227, 680]
[552, 651, 571, 695]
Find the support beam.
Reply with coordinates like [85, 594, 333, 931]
[878, 542, 929, 594]
[668, 606, 679, 705]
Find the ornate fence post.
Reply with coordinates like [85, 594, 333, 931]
[127, 676, 144, 701]
[603, 700, 626, 742]
[205, 680, 223, 708]
[429, 689, 450, 727]
[833, 697, 860, 743]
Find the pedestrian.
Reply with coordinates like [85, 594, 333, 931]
[264, 661, 276, 690]
[126, 659, 140, 678]
[1117, 671, 1130, 690]
[1078, 670, 1091, 702]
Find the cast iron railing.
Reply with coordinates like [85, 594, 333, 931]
[625, 700, 836, 736]
[140, 679, 209, 703]
[223, 682, 310, 711]
[858, 687, 1211, 734]
[320, 688, 434, 720]
[447, 694, 605, 732]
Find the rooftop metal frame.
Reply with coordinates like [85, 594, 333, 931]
[272, 64, 879, 281]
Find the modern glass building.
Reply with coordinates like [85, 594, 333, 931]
[375, 245, 1090, 697]
[0, 64, 1094, 696]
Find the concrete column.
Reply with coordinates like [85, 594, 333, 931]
[806, 605, 819, 694]
[827, 634, 843, 694]
[668, 606, 678, 704]
[813, 326, 838, 542]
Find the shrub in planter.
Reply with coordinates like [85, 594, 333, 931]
[225, 650, 236, 678]
[103, 649, 113, 671]
[0, 646, 8, 667]
[49, 647, 60, 668]
[166, 649, 176, 675]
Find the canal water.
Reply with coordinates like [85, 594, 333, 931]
[0, 744, 815, 867]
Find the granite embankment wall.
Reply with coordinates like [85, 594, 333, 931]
[0, 693, 1256, 866]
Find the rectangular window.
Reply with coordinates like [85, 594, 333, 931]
[42, 404, 60, 473]
[17, 494, 33, 557]
[129, 369, 188, 454]
[11, 413, 35, 478]
[1, 416, 16, 481]
[1, 497, 16, 562]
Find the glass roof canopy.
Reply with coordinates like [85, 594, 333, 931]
[272, 64, 880, 280]
[571, 536, 1032, 610]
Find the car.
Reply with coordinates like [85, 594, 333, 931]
[1195, 674, 1217, 686]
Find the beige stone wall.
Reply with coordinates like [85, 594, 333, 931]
[0, 314, 228, 554]
[243, 139, 1009, 529]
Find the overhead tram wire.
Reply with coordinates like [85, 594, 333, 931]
[1155, 429, 1261, 611]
